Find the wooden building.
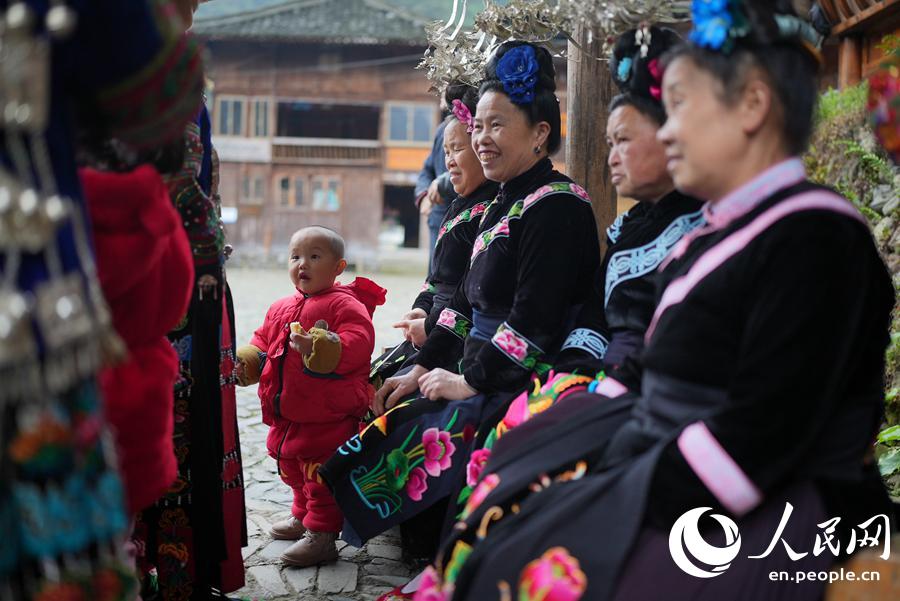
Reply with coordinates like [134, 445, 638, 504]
[193, 0, 444, 262]
[819, 0, 900, 87]
[194, 0, 570, 262]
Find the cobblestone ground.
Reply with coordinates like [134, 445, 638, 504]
[227, 265, 427, 600]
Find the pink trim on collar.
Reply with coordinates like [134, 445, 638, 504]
[706, 158, 807, 228]
[678, 421, 763, 517]
[646, 190, 865, 343]
[660, 159, 807, 271]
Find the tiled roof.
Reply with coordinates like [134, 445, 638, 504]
[193, 0, 429, 45]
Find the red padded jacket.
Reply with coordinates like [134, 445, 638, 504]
[250, 277, 386, 426]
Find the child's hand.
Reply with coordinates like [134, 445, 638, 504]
[235, 359, 246, 380]
[290, 331, 314, 356]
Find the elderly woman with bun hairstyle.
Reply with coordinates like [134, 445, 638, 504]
[373, 84, 499, 385]
[415, 2, 895, 600]
[554, 25, 706, 378]
[322, 41, 600, 549]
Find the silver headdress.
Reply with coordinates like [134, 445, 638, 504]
[418, 0, 692, 95]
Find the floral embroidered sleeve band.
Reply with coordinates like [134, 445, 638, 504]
[491, 322, 544, 371]
[437, 308, 474, 340]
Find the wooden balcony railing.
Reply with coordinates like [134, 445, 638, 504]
[271, 138, 382, 165]
[819, 0, 900, 35]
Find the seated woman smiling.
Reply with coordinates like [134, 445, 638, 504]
[323, 41, 599, 551]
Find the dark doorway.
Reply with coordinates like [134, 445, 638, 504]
[383, 185, 419, 248]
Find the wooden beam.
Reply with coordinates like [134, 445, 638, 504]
[838, 35, 863, 87]
[830, 0, 900, 36]
[566, 26, 617, 255]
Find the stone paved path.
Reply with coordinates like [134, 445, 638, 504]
[228, 266, 426, 600]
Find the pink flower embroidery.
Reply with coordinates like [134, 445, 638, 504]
[471, 236, 486, 259]
[519, 547, 587, 601]
[464, 473, 500, 517]
[503, 385, 534, 430]
[493, 219, 510, 237]
[437, 309, 457, 329]
[413, 566, 448, 601]
[570, 184, 590, 200]
[422, 428, 456, 477]
[523, 185, 555, 209]
[493, 329, 529, 363]
[466, 448, 492, 487]
[406, 467, 429, 502]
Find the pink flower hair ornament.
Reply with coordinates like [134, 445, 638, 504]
[647, 58, 663, 102]
[451, 99, 475, 134]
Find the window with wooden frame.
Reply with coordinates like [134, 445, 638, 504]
[252, 99, 270, 137]
[311, 176, 341, 211]
[278, 176, 291, 207]
[216, 96, 245, 136]
[294, 176, 307, 207]
[386, 103, 435, 145]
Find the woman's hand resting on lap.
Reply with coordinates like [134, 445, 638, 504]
[372, 364, 428, 416]
[418, 369, 477, 401]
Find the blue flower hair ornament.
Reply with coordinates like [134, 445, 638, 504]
[689, 0, 749, 53]
[617, 57, 633, 83]
[495, 45, 540, 105]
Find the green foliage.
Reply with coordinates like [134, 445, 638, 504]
[878, 424, 900, 444]
[805, 82, 896, 223]
[876, 34, 900, 54]
[880, 447, 900, 478]
[806, 79, 900, 497]
[814, 84, 869, 127]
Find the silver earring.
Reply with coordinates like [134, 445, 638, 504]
[534, 146, 541, 155]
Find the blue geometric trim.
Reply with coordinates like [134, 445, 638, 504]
[560, 328, 609, 360]
[605, 210, 706, 307]
[607, 210, 630, 245]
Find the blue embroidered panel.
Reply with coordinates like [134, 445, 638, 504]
[604, 210, 706, 307]
[561, 328, 609, 360]
[607, 210, 630, 245]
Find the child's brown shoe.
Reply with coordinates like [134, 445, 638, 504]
[269, 516, 307, 541]
[280, 530, 339, 567]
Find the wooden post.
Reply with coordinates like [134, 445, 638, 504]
[838, 35, 862, 88]
[566, 25, 617, 255]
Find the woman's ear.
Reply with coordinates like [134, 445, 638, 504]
[737, 70, 774, 139]
[534, 121, 551, 152]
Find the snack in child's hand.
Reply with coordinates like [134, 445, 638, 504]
[290, 322, 305, 335]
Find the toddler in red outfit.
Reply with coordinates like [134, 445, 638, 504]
[237, 226, 385, 566]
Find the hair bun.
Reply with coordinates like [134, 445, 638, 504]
[609, 26, 681, 101]
[444, 82, 479, 116]
[485, 41, 557, 95]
